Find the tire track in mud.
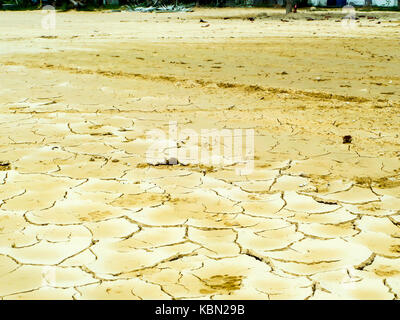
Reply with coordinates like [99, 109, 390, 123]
[3, 60, 371, 104]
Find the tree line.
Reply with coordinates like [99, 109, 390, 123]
[1, 0, 399, 11]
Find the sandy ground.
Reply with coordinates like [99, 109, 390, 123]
[0, 8, 400, 300]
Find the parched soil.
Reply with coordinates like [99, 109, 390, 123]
[0, 8, 400, 299]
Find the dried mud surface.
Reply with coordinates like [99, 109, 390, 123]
[0, 8, 400, 300]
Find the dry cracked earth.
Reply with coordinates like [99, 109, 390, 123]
[0, 8, 400, 300]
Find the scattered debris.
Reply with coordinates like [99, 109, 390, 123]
[133, 5, 193, 13]
[201, 24, 210, 28]
[247, 17, 255, 22]
[343, 135, 352, 144]
[120, 5, 133, 11]
[148, 157, 179, 166]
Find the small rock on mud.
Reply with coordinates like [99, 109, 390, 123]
[342, 135, 352, 144]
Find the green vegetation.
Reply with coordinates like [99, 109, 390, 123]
[0, 0, 399, 11]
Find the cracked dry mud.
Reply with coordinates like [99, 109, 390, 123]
[1, 8, 400, 300]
